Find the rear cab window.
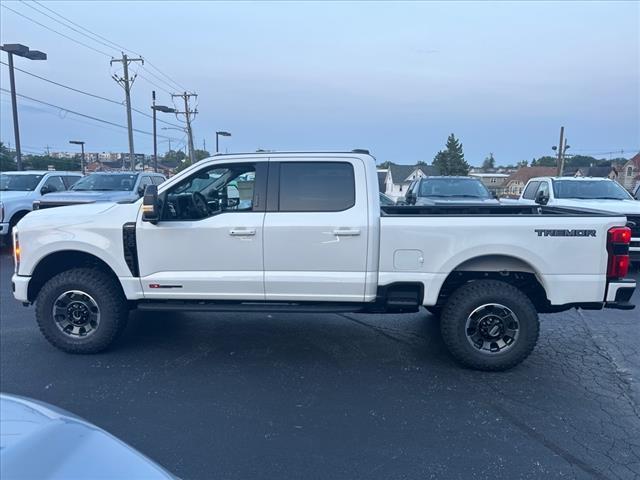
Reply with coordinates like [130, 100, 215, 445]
[278, 162, 355, 212]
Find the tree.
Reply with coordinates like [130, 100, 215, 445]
[531, 156, 557, 167]
[0, 142, 16, 171]
[194, 149, 210, 161]
[415, 160, 427, 166]
[481, 153, 495, 172]
[432, 133, 470, 176]
[377, 161, 392, 169]
[162, 150, 187, 167]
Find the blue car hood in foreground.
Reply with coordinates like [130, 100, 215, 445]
[41, 190, 139, 203]
[0, 393, 174, 479]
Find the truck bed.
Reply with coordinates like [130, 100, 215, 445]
[381, 204, 620, 216]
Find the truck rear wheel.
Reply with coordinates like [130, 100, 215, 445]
[440, 280, 539, 371]
[35, 268, 128, 353]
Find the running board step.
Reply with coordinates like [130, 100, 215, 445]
[137, 300, 367, 314]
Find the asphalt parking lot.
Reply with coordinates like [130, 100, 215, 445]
[1, 248, 639, 480]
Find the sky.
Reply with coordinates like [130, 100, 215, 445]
[1, 0, 639, 166]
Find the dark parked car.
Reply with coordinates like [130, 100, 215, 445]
[34, 172, 165, 210]
[404, 176, 499, 205]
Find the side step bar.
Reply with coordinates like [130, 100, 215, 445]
[137, 300, 368, 314]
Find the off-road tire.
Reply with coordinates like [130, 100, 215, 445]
[440, 280, 539, 371]
[36, 268, 128, 353]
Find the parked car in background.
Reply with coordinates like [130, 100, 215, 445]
[404, 176, 499, 206]
[517, 177, 640, 262]
[34, 171, 166, 210]
[0, 170, 82, 243]
[379, 192, 395, 206]
[0, 393, 174, 479]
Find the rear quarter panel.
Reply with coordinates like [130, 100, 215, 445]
[380, 215, 625, 305]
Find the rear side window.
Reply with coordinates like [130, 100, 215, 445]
[522, 181, 540, 200]
[279, 162, 355, 212]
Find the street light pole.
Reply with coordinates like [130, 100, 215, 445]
[69, 141, 86, 174]
[152, 99, 177, 173]
[216, 131, 231, 153]
[1, 44, 47, 171]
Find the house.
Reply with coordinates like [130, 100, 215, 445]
[565, 165, 618, 180]
[377, 170, 387, 192]
[469, 173, 510, 195]
[503, 166, 557, 198]
[383, 164, 440, 200]
[619, 153, 640, 192]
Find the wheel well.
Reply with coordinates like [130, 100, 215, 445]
[28, 250, 123, 302]
[10, 210, 30, 226]
[436, 256, 553, 313]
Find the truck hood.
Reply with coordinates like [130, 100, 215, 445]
[18, 202, 117, 230]
[41, 190, 137, 203]
[0, 394, 174, 479]
[554, 198, 640, 214]
[0, 191, 32, 202]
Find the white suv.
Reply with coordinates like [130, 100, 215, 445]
[0, 171, 82, 243]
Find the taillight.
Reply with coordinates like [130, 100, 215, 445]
[607, 226, 631, 280]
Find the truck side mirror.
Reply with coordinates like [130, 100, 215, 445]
[40, 185, 52, 195]
[142, 185, 160, 224]
[405, 191, 415, 205]
[535, 190, 549, 205]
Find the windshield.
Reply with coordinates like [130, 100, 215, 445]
[419, 178, 491, 198]
[71, 174, 137, 192]
[0, 174, 44, 191]
[553, 180, 632, 200]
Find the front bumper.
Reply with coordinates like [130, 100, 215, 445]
[0, 222, 9, 236]
[11, 275, 30, 303]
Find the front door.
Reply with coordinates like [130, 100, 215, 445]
[136, 160, 267, 300]
[263, 158, 369, 302]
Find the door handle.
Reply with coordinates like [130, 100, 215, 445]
[333, 228, 361, 236]
[229, 228, 256, 236]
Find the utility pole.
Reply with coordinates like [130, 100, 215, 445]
[553, 127, 570, 176]
[152, 90, 157, 173]
[172, 92, 197, 165]
[111, 52, 143, 170]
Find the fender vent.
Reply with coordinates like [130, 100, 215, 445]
[122, 222, 139, 276]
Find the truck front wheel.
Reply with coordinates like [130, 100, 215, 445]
[440, 280, 539, 371]
[35, 268, 128, 353]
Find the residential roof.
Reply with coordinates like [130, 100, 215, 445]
[469, 173, 509, 178]
[626, 152, 640, 169]
[505, 166, 557, 184]
[388, 164, 416, 184]
[583, 166, 615, 178]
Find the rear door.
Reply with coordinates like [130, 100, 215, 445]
[263, 157, 369, 302]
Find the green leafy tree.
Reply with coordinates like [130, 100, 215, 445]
[162, 150, 187, 167]
[530, 156, 557, 167]
[377, 161, 392, 169]
[0, 142, 16, 171]
[194, 149, 211, 161]
[481, 153, 495, 172]
[432, 134, 470, 176]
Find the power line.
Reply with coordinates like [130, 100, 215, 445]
[30, 0, 187, 92]
[1, 4, 113, 57]
[0, 88, 179, 141]
[19, 0, 120, 55]
[0, 61, 184, 128]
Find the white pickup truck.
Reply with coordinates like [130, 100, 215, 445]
[11, 152, 636, 371]
[516, 176, 640, 262]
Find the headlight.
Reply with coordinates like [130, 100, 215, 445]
[13, 230, 20, 273]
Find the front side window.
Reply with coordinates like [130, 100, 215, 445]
[522, 181, 540, 200]
[278, 162, 355, 212]
[553, 180, 632, 200]
[62, 176, 81, 189]
[537, 181, 550, 197]
[163, 163, 256, 220]
[0, 174, 43, 191]
[42, 176, 65, 193]
[71, 174, 138, 192]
